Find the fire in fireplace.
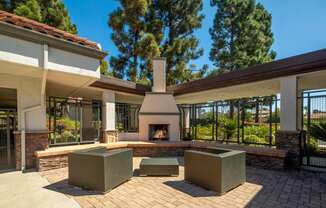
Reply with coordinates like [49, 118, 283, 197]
[149, 124, 169, 140]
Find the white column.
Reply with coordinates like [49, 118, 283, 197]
[102, 90, 116, 131]
[280, 76, 300, 131]
[184, 108, 190, 129]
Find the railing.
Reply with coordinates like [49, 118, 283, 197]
[299, 90, 326, 168]
[179, 96, 280, 147]
[47, 97, 102, 146]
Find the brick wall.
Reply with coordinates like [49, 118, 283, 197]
[275, 130, 304, 168]
[15, 132, 49, 170]
[36, 145, 286, 171]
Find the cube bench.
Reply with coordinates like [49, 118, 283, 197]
[68, 147, 133, 193]
[184, 148, 245, 195]
[139, 158, 179, 176]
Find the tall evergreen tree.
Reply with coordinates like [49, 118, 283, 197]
[152, 0, 205, 85]
[109, 0, 206, 85]
[0, 0, 77, 34]
[209, 0, 276, 73]
[108, 0, 160, 82]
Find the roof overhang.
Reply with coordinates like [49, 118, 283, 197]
[172, 49, 326, 96]
[0, 22, 107, 60]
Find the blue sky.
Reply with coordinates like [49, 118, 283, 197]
[63, 0, 326, 71]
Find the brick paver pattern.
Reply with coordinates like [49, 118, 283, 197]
[40, 157, 326, 208]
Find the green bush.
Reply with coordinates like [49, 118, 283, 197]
[243, 134, 266, 144]
[244, 125, 269, 139]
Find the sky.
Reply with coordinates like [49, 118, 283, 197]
[63, 0, 326, 71]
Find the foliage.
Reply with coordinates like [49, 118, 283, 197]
[244, 125, 269, 139]
[100, 60, 109, 75]
[209, 0, 276, 73]
[14, 0, 42, 21]
[309, 122, 326, 142]
[221, 118, 237, 140]
[108, 0, 206, 84]
[1, 0, 77, 34]
[243, 134, 261, 143]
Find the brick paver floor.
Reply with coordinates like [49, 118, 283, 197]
[40, 157, 326, 208]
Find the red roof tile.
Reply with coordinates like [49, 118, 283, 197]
[0, 10, 99, 50]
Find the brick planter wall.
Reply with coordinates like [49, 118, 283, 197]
[14, 131, 49, 170]
[36, 142, 287, 171]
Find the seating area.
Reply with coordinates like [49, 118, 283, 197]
[40, 157, 326, 208]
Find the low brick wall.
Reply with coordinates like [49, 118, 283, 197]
[15, 131, 49, 170]
[35, 141, 287, 171]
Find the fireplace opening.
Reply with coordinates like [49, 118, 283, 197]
[149, 124, 169, 140]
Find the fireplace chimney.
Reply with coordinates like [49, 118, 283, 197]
[152, 57, 166, 93]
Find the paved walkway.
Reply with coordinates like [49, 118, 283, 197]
[40, 157, 326, 208]
[0, 170, 80, 208]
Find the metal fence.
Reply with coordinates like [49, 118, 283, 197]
[300, 90, 326, 168]
[179, 96, 280, 146]
[47, 97, 102, 146]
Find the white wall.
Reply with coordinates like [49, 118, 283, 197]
[48, 47, 100, 78]
[0, 74, 46, 131]
[0, 34, 43, 68]
[118, 132, 139, 141]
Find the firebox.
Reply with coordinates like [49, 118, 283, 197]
[149, 124, 169, 140]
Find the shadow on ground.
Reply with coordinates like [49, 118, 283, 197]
[43, 179, 100, 196]
[163, 180, 216, 197]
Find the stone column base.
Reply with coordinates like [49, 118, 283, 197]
[14, 131, 49, 170]
[275, 130, 304, 168]
[101, 130, 119, 143]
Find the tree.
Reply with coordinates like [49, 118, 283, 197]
[100, 60, 109, 75]
[1, 0, 77, 34]
[14, 0, 42, 21]
[108, 0, 160, 82]
[209, 0, 276, 73]
[152, 0, 205, 85]
[109, 0, 206, 85]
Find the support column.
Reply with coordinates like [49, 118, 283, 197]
[102, 90, 118, 143]
[277, 76, 303, 168]
[183, 108, 191, 139]
[280, 76, 299, 131]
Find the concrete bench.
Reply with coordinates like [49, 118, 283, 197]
[139, 158, 179, 176]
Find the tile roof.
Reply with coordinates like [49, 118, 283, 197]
[0, 10, 99, 50]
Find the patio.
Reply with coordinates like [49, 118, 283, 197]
[40, 157, 326, 208]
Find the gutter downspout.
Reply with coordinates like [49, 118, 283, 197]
[20, 44, 48, 171]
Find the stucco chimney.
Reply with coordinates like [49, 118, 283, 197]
[152, 57, 166, 93]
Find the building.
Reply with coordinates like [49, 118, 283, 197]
[1, 10, 326, 171]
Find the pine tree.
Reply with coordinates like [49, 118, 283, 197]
[151, 0, 205, 85]
[109, 0, 205, 85]
[109, 0, 160, 82]
[1, 0, 77, 34]
[209, 0, 276, 73]
[14, 0, 42, 21]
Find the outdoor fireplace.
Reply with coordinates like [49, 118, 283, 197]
[138, 58, 180, 141]
[149, 124, 169, 140]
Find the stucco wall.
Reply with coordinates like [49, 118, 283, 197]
[48, 47, 100, 78]
[0, 34, 43, 68]
[0, 74, 46, 130]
